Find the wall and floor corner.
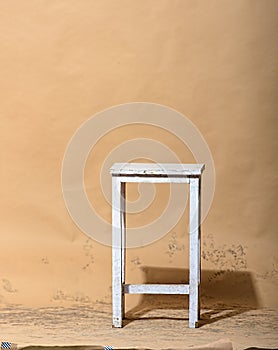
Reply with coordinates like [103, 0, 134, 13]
[0, 0, 277, 347]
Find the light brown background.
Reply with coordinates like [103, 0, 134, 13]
[0, 0, 277, 311]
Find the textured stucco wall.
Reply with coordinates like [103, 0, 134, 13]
[0, 0, 277, 309]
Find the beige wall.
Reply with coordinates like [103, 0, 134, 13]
[0, 0, 277, 309]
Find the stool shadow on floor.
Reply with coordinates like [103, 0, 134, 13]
[124, 266, 260, 327]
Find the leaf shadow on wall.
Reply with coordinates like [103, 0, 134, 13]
[124, 266, 260, 327]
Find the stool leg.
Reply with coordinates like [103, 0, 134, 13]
[112, 176, 123, 327]
[189, 177, 200, 328]
[121, 181, 126, 318]
[198, 178, 201, 320]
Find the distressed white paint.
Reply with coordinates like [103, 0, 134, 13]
[189, 177, 200, 328]
[120, 181, 126, 317]
[124, 284, 189, 294]
[111, 163, 204, 329]
[118, 176, 190, 184]
[112, 176, 123, 328]
[110, 163, 205, 176]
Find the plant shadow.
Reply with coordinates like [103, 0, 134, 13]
[124, 266, 260, 327]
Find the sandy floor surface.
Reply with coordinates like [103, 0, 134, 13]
[1, 301, 277, 349]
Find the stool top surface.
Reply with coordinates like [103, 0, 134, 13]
[110, 163, 205, 176]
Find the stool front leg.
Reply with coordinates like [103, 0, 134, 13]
[121, 181, 126, 318]
[112, 176, 123, 327]
[189, 177, 201, 328]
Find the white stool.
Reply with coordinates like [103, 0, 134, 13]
[110, 163, 205, 328]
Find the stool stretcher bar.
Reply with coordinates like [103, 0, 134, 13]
[124, 284, 190, 295]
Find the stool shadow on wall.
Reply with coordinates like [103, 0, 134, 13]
[124, 266, 260, 327]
